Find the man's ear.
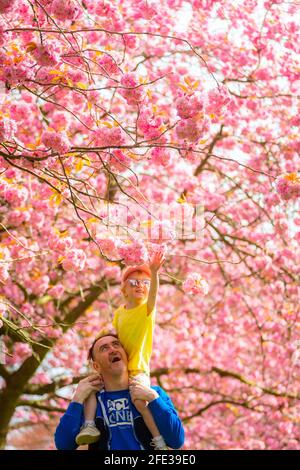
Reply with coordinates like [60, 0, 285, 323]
[92, 361, 101, 373]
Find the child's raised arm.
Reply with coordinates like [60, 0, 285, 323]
[147, 251, 165, 316]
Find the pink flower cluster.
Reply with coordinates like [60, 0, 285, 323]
[176, 117, 209, 142]
[176, 92, 205, 119]
[148, 243, 167, 259]
[174, 86, 231, 143]
[131, 0, 158, 20]
[123, 34, 138, 49]
[183, 273, 209, 296]
[205, 192, 226, 211]
[32, 44, 60, 67]
[0, 0, 15, 14]
[48, 236, 73, 253]
[0, 25, 8, 47]
[275, 173, 300, 201]
[62, 248, 86, 272]
[0, 181, 29, 207]
[94, 126, 125, 147]
[0, 264, 9, 284]
[182, 147, 200, 163]
[42, 131, 70, 153]
[150, 147, 173, 167]
[99, 54, 120, 76]
[93, 0, 112, 16]
[118, 240, 148, 266]
[96, 238, 119, 256]
[3, 63, 35, 87]
[206, 85, 232, 117]
[103, 264, 121, 280]
[9, 103, 31, 122]
[48, 284, 64, 299]
[120, 73, 145, 105]
[6, 208, 30, 227]
[109, 150, 131, 172]
[0, 117, 17, 142]
[51, 0, 81, 21]
[0, 246, 11, 284]
[138, 106, 164, 139]
[29, 275, 50, 296]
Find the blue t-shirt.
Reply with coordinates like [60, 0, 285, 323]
[98, 389, 142, 450]
[55, 385, 185, 450]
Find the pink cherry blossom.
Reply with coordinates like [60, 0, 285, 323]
[176, 117, 210, 142]
[62, 248, 86, 271]
[51, 0, 81, 21]
[96, 238, 119, 257]
[206, 85, 232, 116]
[42, 131, 70, 154]
[109, 150, 131, 172]
[0, 117, 17, 142]
[48, 284, 64, 299]
[98, 54, 120, 76]
[0, 264, 9, 284]
[3, 63, 35, 86]
[138, 106, 164, 140]
[275, 173, 300, 201]
[31, 44, 60, 67]
[3, 186, 29, 207]
[48, 236, 73, 253]
[183, 273, 209, 296]
[6, 209, 31, 227]
[28, 275, 50, 296]
[150, 147, 173, 167]
[120, 73, 145, 105]
[118, 240, 148, 266]
[94, 126, 125, 147]
[176, 92, 205, 119]
[0, 0, 15, 14]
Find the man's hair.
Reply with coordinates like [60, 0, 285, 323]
[87, 332, 119, 361]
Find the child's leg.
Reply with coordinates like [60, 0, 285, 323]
[130, 373, 168, 449]
[134, 399, 161, 437]
[83, 392, 97, 423]
[75, 392, 100, 446]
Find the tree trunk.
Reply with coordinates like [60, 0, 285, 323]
[0, 282, 108, 448]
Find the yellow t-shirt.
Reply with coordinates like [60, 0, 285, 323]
[112, 302, 155, 376]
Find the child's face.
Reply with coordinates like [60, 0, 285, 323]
[122, 271, 151, 303]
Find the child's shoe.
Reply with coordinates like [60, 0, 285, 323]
[75, 422, 101, 445]
[150, 435, 168, 450]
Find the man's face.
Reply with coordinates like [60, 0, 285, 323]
[92, 336, 128, 377]
[122, 271, 151, 302]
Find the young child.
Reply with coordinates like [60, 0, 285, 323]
[75, 250, 167, 449]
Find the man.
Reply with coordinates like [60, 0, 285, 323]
[54, 333, 184, 450]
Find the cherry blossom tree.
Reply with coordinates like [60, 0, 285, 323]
[0, 0, 299, 450]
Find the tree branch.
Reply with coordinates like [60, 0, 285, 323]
[23, 375, 86, 395]
[183, 399, 262, 423]
[17, 399, 65, 414]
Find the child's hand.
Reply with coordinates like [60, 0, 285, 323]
[129, 380, 159, 403]
[149, 250, 165, 273]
